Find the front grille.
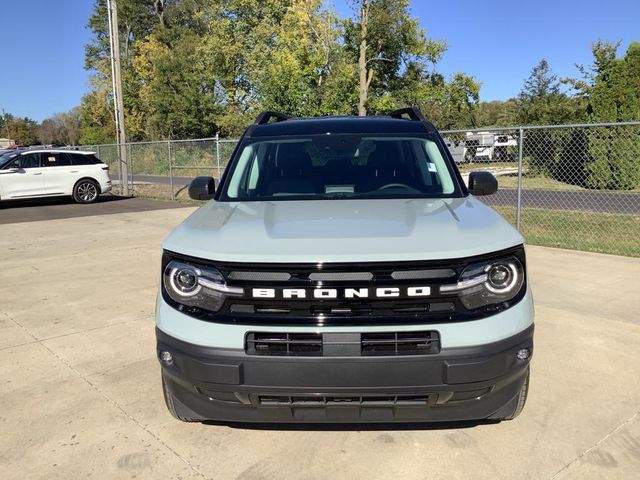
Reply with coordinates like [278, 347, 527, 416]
[257, 394, 433, 406]
[245, 331, 440, 357]
[162, 246, 527, 326]
[361, 331, 440, 356]
[213, 259, 465, 325]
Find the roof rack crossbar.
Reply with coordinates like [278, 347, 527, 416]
[388, 107, 426, 122]
[254, 111, 290, 125]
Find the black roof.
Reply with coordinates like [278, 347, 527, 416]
[249, 115, 437, 138]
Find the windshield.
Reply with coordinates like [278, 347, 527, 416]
[221, 134, 461, 201]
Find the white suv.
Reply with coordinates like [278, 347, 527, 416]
[0, 149, 111, 203]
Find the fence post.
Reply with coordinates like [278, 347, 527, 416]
[168, 140, 174, 200]
[516, 127, 524, 231]
[117, 142, 124, 196]
[127, 143, 133, 196]
[215, 132, 221, 180]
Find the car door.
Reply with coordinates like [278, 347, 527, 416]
[68, 153, 101, 187]
[41, 152, 77, 195]
[0, 152, 46, 198]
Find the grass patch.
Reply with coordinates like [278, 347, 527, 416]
[498, 174, 640, 192]
[457, 161, 520, 173]
[493, 206, 640, 257]
[498, 174, 586, 191]
[129, 183, 200, 204]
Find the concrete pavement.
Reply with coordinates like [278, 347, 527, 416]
[1, 207, 639, 479]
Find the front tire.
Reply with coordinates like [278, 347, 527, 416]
[73, 179, 100, 204]
[489, 367, 530, 421]
[162, 375, 204, 422]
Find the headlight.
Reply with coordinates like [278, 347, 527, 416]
[440, 256, 524, 310]
[163, 259, 243, 312]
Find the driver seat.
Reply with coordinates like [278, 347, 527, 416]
[362, 142, 405, 191]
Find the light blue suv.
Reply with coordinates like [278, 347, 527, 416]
[156, 108, 534, 424]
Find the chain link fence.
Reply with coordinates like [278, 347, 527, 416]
[442, 122, 640, 257]
[84, 121, 640, 257]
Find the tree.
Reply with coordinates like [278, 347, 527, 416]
[199, 0, 292, 135]
[3, 116, 39, 145]
[410, 72, 480, 129]
[516, 59, 580, 125]
[586, 42, 640, 190]
[38, 108, 82, 146]
[79, 76, 116, 144]
[563, 40, 620, 102]
[257, 0, 357, 117]
[346, 0, 446, 116]
[476, 100, 518, 127]
[517, 59, 586, 176]
[78, 0, 483, 139]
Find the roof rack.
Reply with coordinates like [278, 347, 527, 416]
[388, 107, 426, 122]
[254, 111, 290, 125]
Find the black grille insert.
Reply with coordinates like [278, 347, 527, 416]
[361, 331, 440, 356]
[246, 332, 322, 356]
[257, 394, 432, 406]
[246, 331, 440, 356]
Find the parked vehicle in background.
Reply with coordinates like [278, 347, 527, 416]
[464, 132, 518, 163]
[0, 138, 16, 149]
[156, 108, 534, 424]
[443, 138, 466, 164]
[0, 149, 111, 203]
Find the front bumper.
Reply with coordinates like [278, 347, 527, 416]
[157, 325, 533, 423]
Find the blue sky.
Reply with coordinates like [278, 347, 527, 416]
[0, 0, 638, 121]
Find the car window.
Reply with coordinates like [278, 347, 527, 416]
[41, 152, 72, 167]
[223, 134, 458, 201]
[0, 152, 21, 168]
[71, 153, 102, 165]
[7, 153, 42, 169]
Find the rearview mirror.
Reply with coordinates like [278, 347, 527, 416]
[188, 176, 216, 201]
[468, 171, 498, 196]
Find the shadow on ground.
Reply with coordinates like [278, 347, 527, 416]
[0, 194, 190, 224]
[203, 419, 498, 431]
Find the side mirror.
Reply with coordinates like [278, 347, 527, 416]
[468, 171, 498, 196]
[188, 176, 216, 201]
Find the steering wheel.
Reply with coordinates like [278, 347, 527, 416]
[378, 183, 416, 191]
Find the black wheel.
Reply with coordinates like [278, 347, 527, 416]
[489, 367, 530, 421]
[162, 375, 204, 422]
[73, 179, 100, 204]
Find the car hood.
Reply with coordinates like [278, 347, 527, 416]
[163, 197, 524, 263]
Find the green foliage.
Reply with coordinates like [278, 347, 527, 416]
[78, 77, 116, 144]
[0, 113, 39, 146]
[256, 0, 356, 116]
[475, 100, 518, 127]
[73, 0, 635, 156]
[586, 43, 640, 190]
[342, 0, 458, 117]
[78, 0, 483, 139]
[516, 59, 588, 177]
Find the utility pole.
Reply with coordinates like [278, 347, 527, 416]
[106, 0, 129, 196]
